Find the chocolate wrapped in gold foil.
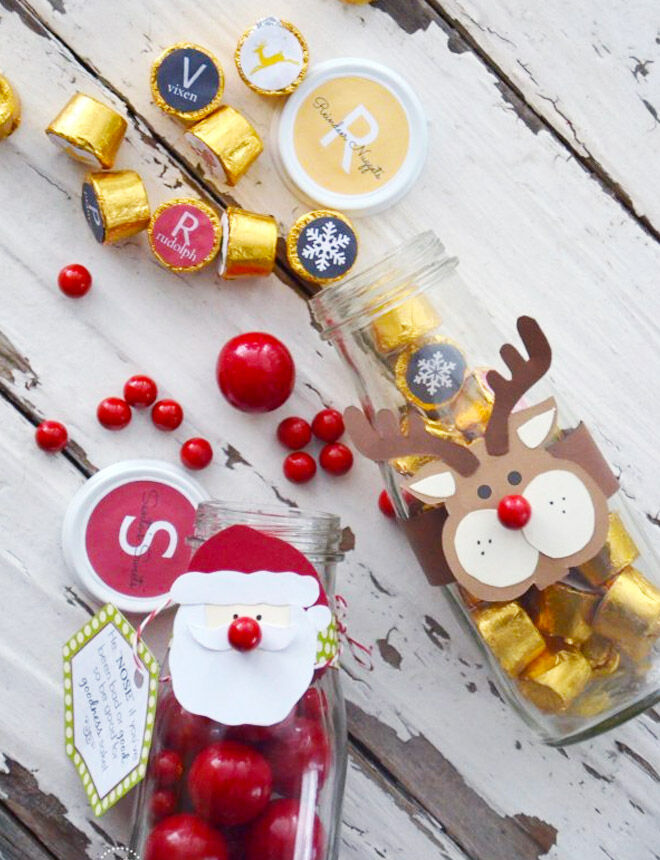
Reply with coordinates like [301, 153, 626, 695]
[452, 368, 494, 440]
[593, 566, 660, 661]
[0, 74, 20, 139]
[82, 171, 150, 244]
[186, 105, 263, 186]
[151, 43, 224, 123]
[518, 649, 592, 712]
[580, 633, 620, 676]
[235, 18, 308, 97]
[577, 512, 639, 586]
[474, 602, 545, 676]
[531, 582, 598, 645]
[287, 210, 358, 286]
[46, 93, 127, 168]
[219, 207, 278, 280]
[371, 294, 440, 354]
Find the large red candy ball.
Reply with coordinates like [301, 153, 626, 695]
[97, 397, 132, 430]
[378, 489, 396, 519]
[158, 695, 212, 757]
[497, 494, 532, 530]
[217, 333, 295, 413]
[124, 374, 158, 408]
[35, 420, 68, 453]
[319, 442, 353, 476]
[283, 451, 316, 484]
[144, 813, 228, 860]
[150, 788, 179, 823]
[188, 741, 272, 827]
[311, 408, 344, 443]
[152, 749, 184, 788]
[228, 616, 262, 652]
[223, 709, 296, 747]
[277, 416, 311, 450]
[245, 799, 324, 860]
[180, 437, 213, 470]
[58, 263, 92, 298]
[152, 399, 184, 431]
[264, 717, 330, 797]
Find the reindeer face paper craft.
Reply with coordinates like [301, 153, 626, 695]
[345, 317, 617, 602]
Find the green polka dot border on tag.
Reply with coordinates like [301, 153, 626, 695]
[316, 615, 339, 668]
[62, 603, 160, 817]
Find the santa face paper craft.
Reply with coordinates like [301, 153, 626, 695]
[169, 525, 333, 727]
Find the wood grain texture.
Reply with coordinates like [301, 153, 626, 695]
[0, 0, 659, 858]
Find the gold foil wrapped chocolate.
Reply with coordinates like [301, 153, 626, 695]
[286, 210, 358, 286]
[148, 198, 222, 273]
[0, 75, 20, 139]
[518, 649, 592, 712]
[82, 171, 150, 244]
[577, 512, 639, 586]
[46, 93, 127, 168]
[580, 633, 620, 676]
[186, 106, 263, 186]
[395, 336, 467, 411]
[235, 18, 308, 97]
[531, 582, 598, 645]
[219, 207, 278, 280]
[452, 368, 494, 440]
[474, 602, 545, 676]
[371, 294, 440, 354]
[593, 566, 660, 660]
[151, 43, 224, 123]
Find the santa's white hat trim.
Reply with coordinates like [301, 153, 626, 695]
[170, 570, 321, 608]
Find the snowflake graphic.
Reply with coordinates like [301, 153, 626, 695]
[301, 221, 352, 273]
[412, 350, 458, 397]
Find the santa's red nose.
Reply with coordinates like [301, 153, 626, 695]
[497, 494, 532, 529]
[228, 617, 262, 651]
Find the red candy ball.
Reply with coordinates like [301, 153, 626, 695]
[277, 416, 311, 450]
[188, 741, 272, 827]
[150, 788, 179, 823]
[144, 813, 228, 860]
[58, 263, 92, 298]
[35, 420, 68, 453]
[97, 397, 132, 430]
[152, 399, 184, 431]
[378, 489, 396, 519]
[228, 616, 262, 652]
[311, 408, 344, 443]
[223, 710, 296, 747]
[124, 375, 158, 408]
[152, 749, 184, 789]
[264, 717, 330, 797]
[297, 688, 328, 722]
[159, 695, 212, 757]
[497, 494, 532, 530]
[283, 451, 316, 484]
[319, 442, 353, 476]
[245, 800, 324, 860]
[217, 333, 295, 413]
[180, 437, 213, 470]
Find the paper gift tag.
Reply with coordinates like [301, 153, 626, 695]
[63, 604, 159, 816]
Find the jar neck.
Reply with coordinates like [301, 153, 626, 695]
[309, 231, 458, 342]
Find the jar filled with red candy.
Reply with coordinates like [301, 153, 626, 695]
[130, 503, 347, 860]
[310, 232, 660, 744]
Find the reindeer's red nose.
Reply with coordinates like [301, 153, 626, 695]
[228, 617, 262, 651]
[498, 494, 532, 529]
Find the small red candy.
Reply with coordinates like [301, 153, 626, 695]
[188, 741, 272, 827]
[378, 489, 396, 519]
[277, 416, 311, 450]
[124, 375, 158, 408]
[283, 451, 316, 484]
[158, 694, 212, 757]
[58, 263, 92, 298]
[245, 799, 324, 860]
[217, 332, 295, 413]
[319, 442, 353, 476]
[152, 749, 184, 789]
[97, 396, 132, 430]
[228, 616, 262, 652]
[497, 494, 532, 530]
[144, 813, 228, 860]
[35, 420, 68, 453]
[150, 788, 179, 823]
[311, 408, 344, 443]
[152, 399, 184, 431]
[180, 437, 213, 470]
[264, 717, 330, 797]
[223, 710, 296, 747]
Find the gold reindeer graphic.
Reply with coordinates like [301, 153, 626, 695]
[250, 41, 300, 75]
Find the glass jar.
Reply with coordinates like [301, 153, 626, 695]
[131, 503, 347, 860]
[310, 232, 660, 744]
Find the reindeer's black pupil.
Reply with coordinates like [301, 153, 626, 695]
[507, 471, 522, 486]
[256, 615, 262, 621]
[477, 484, 492, 499]
[233, 614, 239, 620]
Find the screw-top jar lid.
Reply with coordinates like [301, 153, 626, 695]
[62, 460, 208, 612]
[275, 58, 428, 216]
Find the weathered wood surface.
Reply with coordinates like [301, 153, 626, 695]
[0, 0, 658, 859]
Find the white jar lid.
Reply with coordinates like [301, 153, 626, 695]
[62, 460, 208, 613]
[275, 58, 428, 216]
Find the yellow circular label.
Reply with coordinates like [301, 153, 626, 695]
[293, 75, 411, 197]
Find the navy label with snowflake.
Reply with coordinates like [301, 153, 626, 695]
[406, 342, 467, 406]
[296, 215, 358, 282]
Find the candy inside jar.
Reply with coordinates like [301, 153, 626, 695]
[310, 232, 660, 744]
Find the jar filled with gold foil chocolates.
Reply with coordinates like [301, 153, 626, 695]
[310, 231, 660, 744]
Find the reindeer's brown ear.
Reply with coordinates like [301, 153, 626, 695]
[510, 397, 558, 450]
[404, 462, 458, 505]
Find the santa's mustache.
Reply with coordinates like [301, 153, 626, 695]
[188, 621, 298, 652]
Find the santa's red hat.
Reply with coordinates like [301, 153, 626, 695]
[170, 525, 329, 609]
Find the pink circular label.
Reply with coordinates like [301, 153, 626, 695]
[151, 203, 217, 269]
[85, 480, 196, 598]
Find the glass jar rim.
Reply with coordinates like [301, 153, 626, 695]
[309, 231, 458, 341]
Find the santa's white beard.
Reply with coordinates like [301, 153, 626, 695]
[169, 605, 319, 726]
